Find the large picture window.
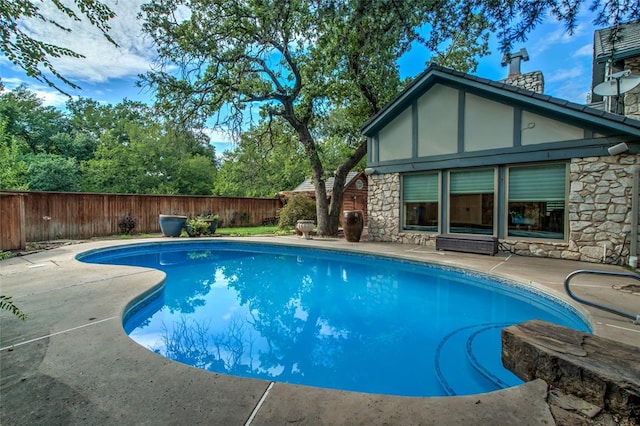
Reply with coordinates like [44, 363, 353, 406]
[449, 168, 495, 235]
[403, 173, 439, 231]
[507, 163, 566, 239]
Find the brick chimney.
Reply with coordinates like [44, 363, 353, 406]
[500, 48, 545, 94]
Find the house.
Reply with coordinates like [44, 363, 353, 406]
[361, 52, 640, 266]
[280, 171, 369, 224]
[591, 20, 640, 119]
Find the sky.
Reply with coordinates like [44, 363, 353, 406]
[1, 1, 602, 155]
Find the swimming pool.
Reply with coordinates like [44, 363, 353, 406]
[78, 241, 591, 397]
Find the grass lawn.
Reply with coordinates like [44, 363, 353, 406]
[215, 225, 290, 237]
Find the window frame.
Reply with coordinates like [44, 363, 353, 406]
[401, 171, 441, 232]
[446, 167, 498, 236]
[505, 162, 568, 241]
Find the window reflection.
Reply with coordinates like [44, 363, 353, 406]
[449, 168, 495, 235]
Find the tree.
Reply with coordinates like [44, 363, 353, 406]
[213, 119, 309, 197]
[81, 116, 217, 195]
[0, 85, 69, 154]
[0, 116, 28, 190]
[25, 153, 81, 191]
[1, 0, 116, 94]
[141, 0, 638, 235]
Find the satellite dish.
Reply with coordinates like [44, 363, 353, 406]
[593, 70, 640, 96]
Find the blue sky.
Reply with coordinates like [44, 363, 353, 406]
[1, 1, 599, 154]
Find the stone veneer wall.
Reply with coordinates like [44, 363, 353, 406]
[368, 173, 439, 247]
[562, 154, 639, 264]
[499, 71, 544, 94]
[367, 154, 639, 265]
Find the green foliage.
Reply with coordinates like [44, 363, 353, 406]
[0, 86, 218, 195]
[0, 295, 27, 321]
[26, 154, 81, 191]
[278, 195, 317, 228]
[141, 0, 640, 232]
[429, 14, 490, 73]
[1, 0, 116, 94]
[0, 250, 11, 260]
[213, 120, 308, 197]
[197, 214, 219, 220]
[0, 117, 28, 190]
[0, 86, 69, 154]
[80, 110, 217, 195]
[185, 218, 210, 237]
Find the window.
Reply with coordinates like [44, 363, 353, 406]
[403, 173, 439, 231]
[507, 163, 566, 239]
[449, 168, 495, 235]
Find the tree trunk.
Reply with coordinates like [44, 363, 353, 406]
[286, 116, 332, 234]
[282, 103, 368, 236]
[326, 139, 368, 235]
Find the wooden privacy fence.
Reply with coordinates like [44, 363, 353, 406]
[0, 191, 283, 251]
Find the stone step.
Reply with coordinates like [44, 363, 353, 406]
[502, 319, 640, 420]
[466, 324, 523, 389]
[435, 323, 507, 395]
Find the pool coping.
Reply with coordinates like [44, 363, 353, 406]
[1, 236, 638, 425]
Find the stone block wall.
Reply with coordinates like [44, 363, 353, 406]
[367, 173, 438, 247]
[367, 154, 639, 265]
[565, 154, 638, 263]
[367, 173, 401, 242]
[500, 71, 544, 94]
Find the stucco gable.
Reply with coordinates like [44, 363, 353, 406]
[361, 64, 640, 138]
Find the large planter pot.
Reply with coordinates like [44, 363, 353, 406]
[159, 214, 187, 237]
[203, 219, 218, 234]
[343, 210, 364, 242]
[296, 220, 315, 240]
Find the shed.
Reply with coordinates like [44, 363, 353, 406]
[279, 171, 368, 225]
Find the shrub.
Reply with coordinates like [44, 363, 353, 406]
[185, 218, 210, 237]
[278, 194, 316, 228]
[118, 214, 136, 235]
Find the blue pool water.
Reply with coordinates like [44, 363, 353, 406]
[78, 241, 590, 397]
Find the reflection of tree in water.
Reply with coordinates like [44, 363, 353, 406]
[161, 251, 234, 315]
[222, 254, 407, 388]
[156, 314, 256, 375]
[147, 250, 433, 392]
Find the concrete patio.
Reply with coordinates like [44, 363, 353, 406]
[1, 236, 638, 425]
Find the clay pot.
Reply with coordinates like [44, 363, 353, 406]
[343, 210, 364, 242]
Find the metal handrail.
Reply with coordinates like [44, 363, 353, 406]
[564, 269, 640, 324]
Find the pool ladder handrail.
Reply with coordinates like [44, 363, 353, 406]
[563, 269, 640, 325]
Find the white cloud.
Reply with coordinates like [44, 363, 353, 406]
[531, 27, 574, 56]
[19, 1, 155, 84]
[36, 89, 73, 108]
[203, 127, 234, 144]
[544, 64, 592, 103]
[544, 66, 585, 83]
[572, 43, 593, 58]
[1, 75, 71, 107]
[1, 76, 27, 89]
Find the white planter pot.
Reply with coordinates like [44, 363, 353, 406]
[296, 220, 315, 240]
